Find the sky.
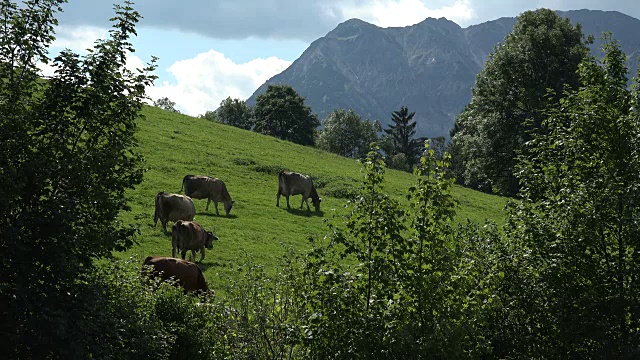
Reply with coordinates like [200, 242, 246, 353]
[42, 0, 640, 116]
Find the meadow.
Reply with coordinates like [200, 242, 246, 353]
[119, 106, 509, 291]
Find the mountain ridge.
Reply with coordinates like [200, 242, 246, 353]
[247, 9, 640, 138]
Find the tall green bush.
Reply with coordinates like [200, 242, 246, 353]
[297, 143, 499, 358]
[0, 0, 157, 357]
[496, 34, 640, 358]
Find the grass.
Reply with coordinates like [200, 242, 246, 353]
[118, 106, 509, 292]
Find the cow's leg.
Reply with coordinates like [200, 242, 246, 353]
[302, 197, 311, 211]
[214, 201, 220, 216]
[162, 220, 168, 233]
[181, 248, 187, 260]
[205, 198, 211, 212]
[276, 191, 281, 207]
[286, 195, 291, 209]
[200, 248, 205, 262]
[191, 250, 197, 262]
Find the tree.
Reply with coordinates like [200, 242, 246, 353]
[198, 110, 217, 122]
[0, 1, 157, 357]
[382, 106, 422, 170]
[495, 35, 640, 357]
[300, 144, 498, 357]
[254, 84, 320, 146]
[450, 8, 590, 196]
[215, 96, 254, 130]
[154, 96, 180, 113]
[316, 108, 380, 158]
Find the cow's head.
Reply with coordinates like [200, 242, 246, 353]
[204, 231, 219, 249]
[224, 200, 234, 216]
[312, 197, 322, 212]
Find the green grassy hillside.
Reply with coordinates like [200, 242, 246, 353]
[119, 106, 508, 291]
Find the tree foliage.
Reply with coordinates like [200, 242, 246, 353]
[494, 35, 640, 358]
[316, 108, 380, 158]
[450, 8, 590, 195]
[0, 1, 157, 357]
[381, 106, 422, 170]
[298, 144, 498, 358]
[198, 110, 218, 122]
[154, 96, 180, 113]
[215, 96, 254, 130]
[254, 84, 320, 146]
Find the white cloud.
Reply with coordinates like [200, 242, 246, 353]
[147, 50, 292, 116]
[52, 25, 108, 51]
[340, 0, 476, 28]
[38, 26, 107, 77]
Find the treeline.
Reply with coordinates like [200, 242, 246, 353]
[188, 90, 435, 172]
[172, 88, 435, 172]
[4, 1, 640, 358]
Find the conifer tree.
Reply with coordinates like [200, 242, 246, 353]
[383, 106, 422, 169]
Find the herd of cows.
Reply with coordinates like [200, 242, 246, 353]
[142, 170, 323, 294]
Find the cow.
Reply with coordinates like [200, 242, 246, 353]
[276, 170, 322, 212]
[154, 192, 196, 233]
[142, 256, 208, 294]
[181, 175, 234, 216]
[171, 220, 218, 262]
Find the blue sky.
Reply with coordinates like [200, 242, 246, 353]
[42, 0, 640, 116]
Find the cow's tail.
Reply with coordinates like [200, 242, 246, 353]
[154, 192, 163, 226]
[180, 175, 191, 193]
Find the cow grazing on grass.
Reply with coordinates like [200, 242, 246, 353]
[142, 256, 208, 294]
[154, 192, 196, 232]
[277, 170, 322, 212]
[181, 175, 234, 216]
[172, 220, 218, 262]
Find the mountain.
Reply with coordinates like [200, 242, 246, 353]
[247, 10, 640, 138]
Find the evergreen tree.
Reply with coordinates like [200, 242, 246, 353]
[382, 106, 422, 169]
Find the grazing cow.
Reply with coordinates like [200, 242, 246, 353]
[172, 220, 218, 262]
[142, 256, 208, 294]
[154, 192, 196, 232]
[277, 170, 322, 212]
[181, 175, 234, 216]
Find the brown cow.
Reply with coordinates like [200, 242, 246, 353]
[142, 256, 208, 294]
[277, 170, 322, 211]
[154, 192, 196, 232]
[181, 175, 234, 216]
[172, 220, 218, 262]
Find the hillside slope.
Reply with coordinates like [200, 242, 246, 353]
[120, 106, 508, 290]
[247, 10, 640, 139]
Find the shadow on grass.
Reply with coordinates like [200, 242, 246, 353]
[196, 213, 239, 220]
[198, 260, 225, 272]
[280, 206, 325, 217]
[146, 223, 173, 236]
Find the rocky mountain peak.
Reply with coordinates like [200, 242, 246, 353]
[247, 10, 640, 139]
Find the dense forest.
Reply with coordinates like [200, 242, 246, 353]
[3, 1, 640, 359]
